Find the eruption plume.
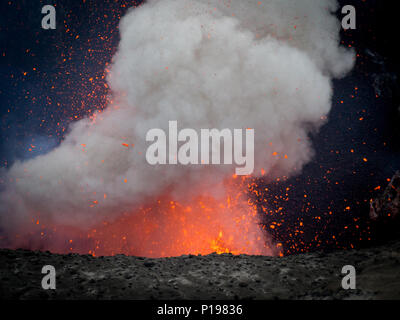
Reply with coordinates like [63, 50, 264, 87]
[0, 0, 354, 257]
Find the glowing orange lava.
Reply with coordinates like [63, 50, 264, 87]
[86, 192, 277, 258]
[19, 177, 280, 258]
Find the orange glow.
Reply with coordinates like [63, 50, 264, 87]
[27, 178, 279, 258]
[86, 184, 277, 257]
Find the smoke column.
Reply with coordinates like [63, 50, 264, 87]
[0, 0, 354, 255]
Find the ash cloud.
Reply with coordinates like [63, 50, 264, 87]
[0, 0, 354, 248]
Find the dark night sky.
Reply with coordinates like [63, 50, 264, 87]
[0, 0, 399, 254]
[0, 0, 140, 165]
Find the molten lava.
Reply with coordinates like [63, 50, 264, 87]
[16, 177, 279, 258]
[85, 177, 278, 257]
[88, 200, 270, 257]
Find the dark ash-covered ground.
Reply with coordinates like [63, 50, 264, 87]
[1, 240, 399, 300]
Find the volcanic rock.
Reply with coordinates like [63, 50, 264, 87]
[1, 240, 400, 300]
[370, 171, 400, 220]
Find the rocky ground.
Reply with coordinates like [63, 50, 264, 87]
[370, 171, 400, 220]
[1, 240, 399, 300]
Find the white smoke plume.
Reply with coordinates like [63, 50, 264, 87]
[0, 0, 354, 251]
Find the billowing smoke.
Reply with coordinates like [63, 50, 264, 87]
[0, 0, 354, 253]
